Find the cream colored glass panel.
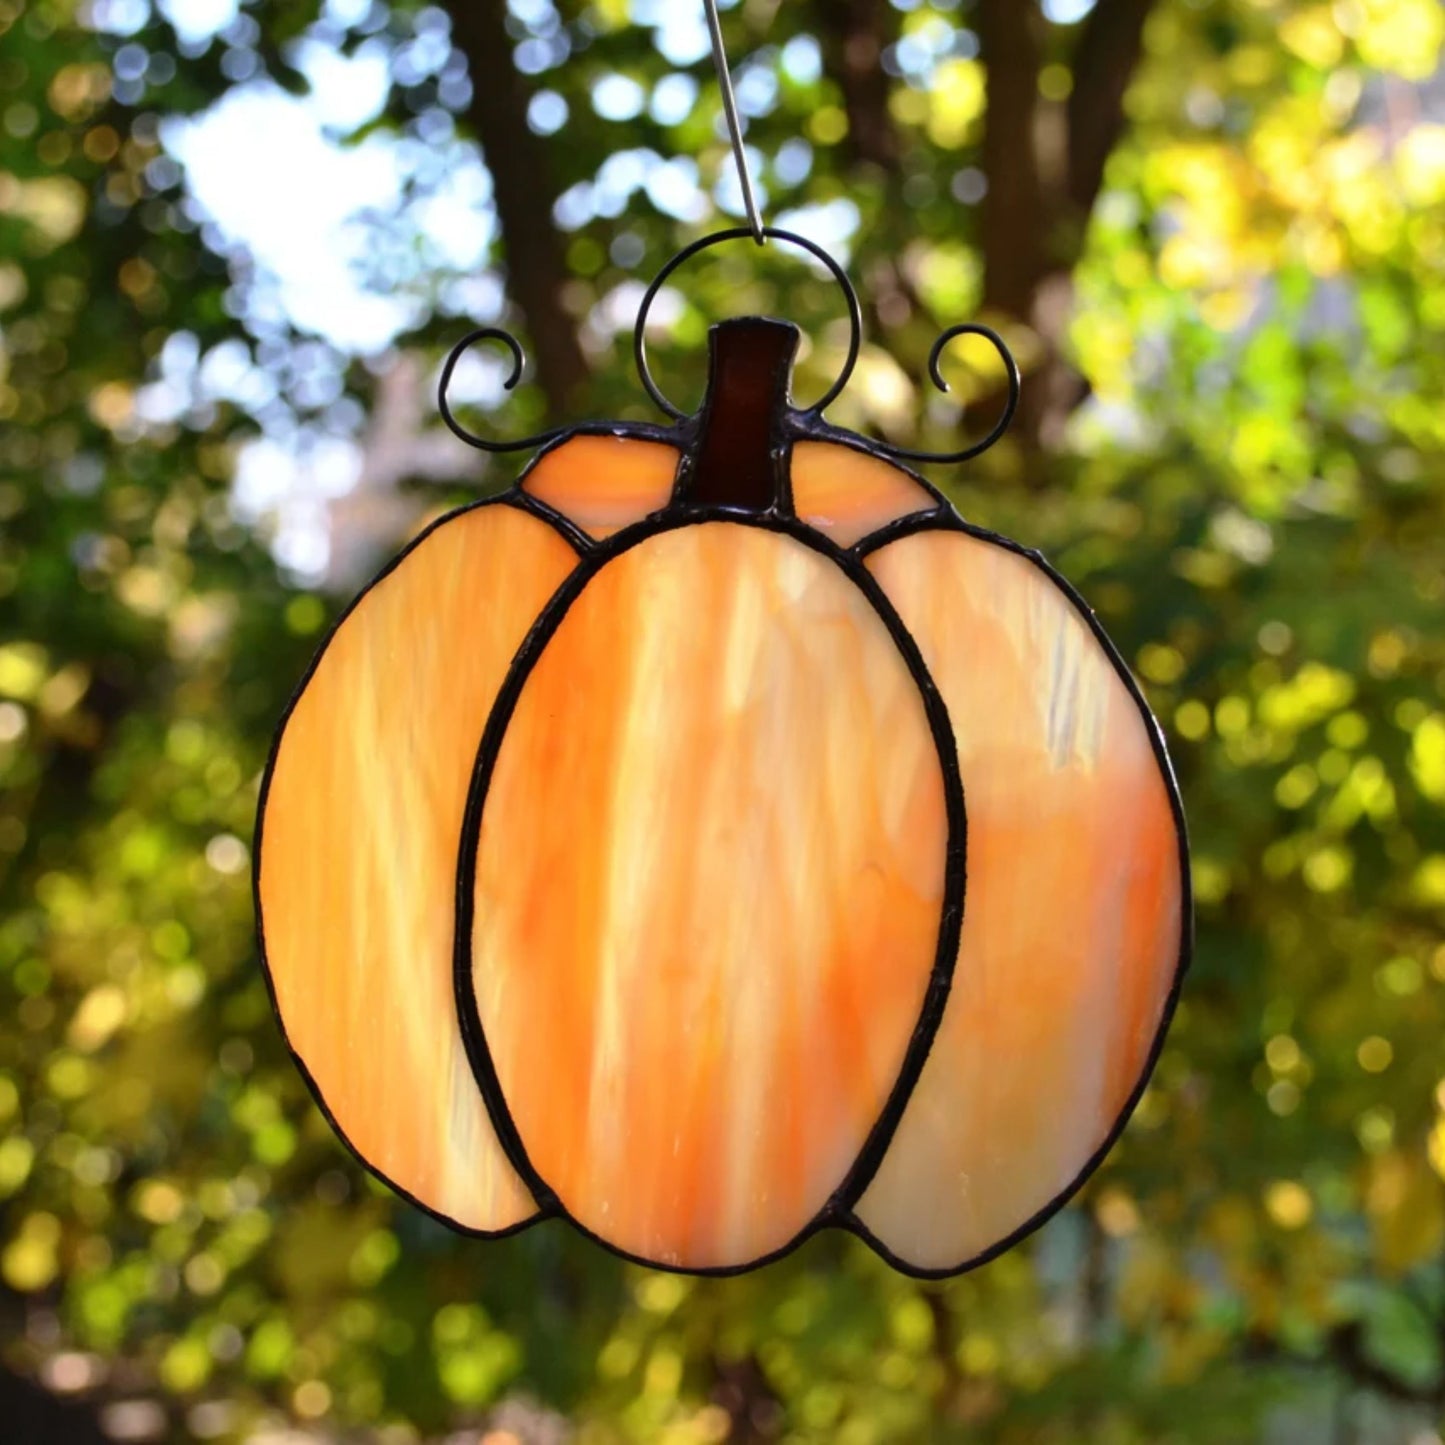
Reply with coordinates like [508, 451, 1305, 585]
[859, 528, 1183, 1271]
[523, 434, 680, 538]
[259, 503, 579, 1231]
[470, 522, 949, 1269]
[791, 441, 934, 547]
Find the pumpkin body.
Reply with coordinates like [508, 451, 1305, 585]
[466, 518, 956, 1269]
[256, 319, 1188, 1276]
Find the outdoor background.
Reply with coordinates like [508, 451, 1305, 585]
[2, 0, 1444, 1440]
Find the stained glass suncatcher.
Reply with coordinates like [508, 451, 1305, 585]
[255, 244, 1190, 1278]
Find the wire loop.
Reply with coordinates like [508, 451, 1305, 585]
[437, 327, 573, 454]
[633, 226, 862, 421]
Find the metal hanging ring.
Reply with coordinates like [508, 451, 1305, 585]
[438, 327, 573, 454]
[633, 225, 863, 422]
[875, 322, 1022, 465]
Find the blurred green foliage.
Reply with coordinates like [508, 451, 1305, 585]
[1, 0, 1444, 1440]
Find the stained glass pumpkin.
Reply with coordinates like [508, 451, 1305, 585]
[255, 315, 1190, 1277]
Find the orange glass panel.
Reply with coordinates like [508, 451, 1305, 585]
[469, 522, 949, 1270]
[790, 441, 934, 547]
[857, 528, 1183, 1271]
[523, 434, 681, 538]
[258, 503, 579, 1232]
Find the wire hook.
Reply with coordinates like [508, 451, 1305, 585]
[704, 0, 765, 245]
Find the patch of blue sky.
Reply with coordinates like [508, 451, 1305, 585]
[771, 198, 863, 267]
[164, 82, 420, 353]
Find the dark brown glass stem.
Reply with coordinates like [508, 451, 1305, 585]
[684, 318, 800, 512]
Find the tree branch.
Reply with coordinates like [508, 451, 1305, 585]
[444, 0, 588, 416]
[1243, 1321, 1443, 1408]
[812, 0, 903, 172]
[1066, 0, 1157, 217]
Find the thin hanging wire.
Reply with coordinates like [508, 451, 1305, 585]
[703, 0, 765, 245]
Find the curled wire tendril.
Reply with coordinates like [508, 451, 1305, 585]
[437, 327, 573, 455]
[439, 256, 1020, 468]
[875, 323, 1021, 466]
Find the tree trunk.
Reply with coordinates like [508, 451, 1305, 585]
[975, 0, 1160, 451]
[0, 1364, 108, 1444]
[812, 0, 903, 172]
[802, 0, 1159, 453]
[810, 0, 931, 355]
[1067, 0, 1157, 217]
[444, 0, 588, 417]
[976, 0, 1047, 324]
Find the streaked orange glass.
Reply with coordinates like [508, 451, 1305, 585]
[257, 502, 578, 1232]
[258, 315, 1185, 1278]
[523, 433, 680, 537]
[790, 441, 934, 545]
[855, 527, 1183, 1272]
[468, 522, 950, 1269]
